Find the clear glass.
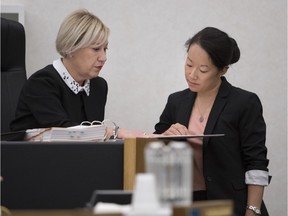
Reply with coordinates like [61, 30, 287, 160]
[145, 141, 192, 207]
[169, 141, 192, 206]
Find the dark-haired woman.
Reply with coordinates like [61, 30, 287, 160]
[154, 27, 270, 216]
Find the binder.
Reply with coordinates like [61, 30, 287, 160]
[25, 120, 111, 142]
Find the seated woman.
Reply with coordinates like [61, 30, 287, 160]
[11, 9, 110, 132]
[10, 9, 148, 140]
[154, 27, 270, 216]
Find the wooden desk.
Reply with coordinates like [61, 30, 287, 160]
[173, 200, 234, 216]
[123, 138, 157, 190]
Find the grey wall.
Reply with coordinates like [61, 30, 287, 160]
[1, 0, 287, 215]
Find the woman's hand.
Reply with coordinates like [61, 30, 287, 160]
[163, 123, 189, 135]
[105, 127, 113, 140]
[117, 128, 147, 139]
[106, 127, 158, 139]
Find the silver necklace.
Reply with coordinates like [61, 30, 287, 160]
[196, 99, 214, 123]
[199, 114, 205, 123]
[197, 103, 206, 123]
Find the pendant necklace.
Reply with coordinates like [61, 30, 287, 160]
[196, 98, 215, 123]
[199, 114, 205, 123]
[196, 82, 220, 123]
[197, 104, 206, 123]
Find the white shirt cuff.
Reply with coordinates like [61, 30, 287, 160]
[245, 170, 269, 186]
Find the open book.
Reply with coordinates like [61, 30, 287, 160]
[26, 121, 108, 142]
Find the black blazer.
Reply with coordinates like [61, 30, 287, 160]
[154, 77, 269, 216]
[10, 65, 108, 131]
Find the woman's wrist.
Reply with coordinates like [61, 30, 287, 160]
[102, 120, 119, 140]
[105, 126, 119, 140]
[246, 205, 261, 215]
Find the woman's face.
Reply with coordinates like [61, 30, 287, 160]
[66, 42, 108, 83]
[185, 44, 225, 94]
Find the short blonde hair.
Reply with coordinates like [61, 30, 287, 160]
[56, 9, 109, 57]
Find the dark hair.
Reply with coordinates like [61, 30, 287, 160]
[185, 27, 240, 69]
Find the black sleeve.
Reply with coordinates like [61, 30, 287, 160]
[238, 93, 269, 171]
[154, 94, 175, 134]
[10, 68, 79, 131]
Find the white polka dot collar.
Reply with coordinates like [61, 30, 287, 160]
[53, 58, 90, 96]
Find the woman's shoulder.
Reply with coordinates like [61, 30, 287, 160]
[228, 85, 263, 108]
[25, 65, 63, 89]
[222, 77, 260, 101]
[27, 65, 62, 85]
[231, 85, 260, 100]
[29, 65, 58, 79]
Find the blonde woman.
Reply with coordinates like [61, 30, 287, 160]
[11, 9, 110, 131]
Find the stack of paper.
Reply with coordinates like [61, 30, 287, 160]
[42, 124, 107, 141]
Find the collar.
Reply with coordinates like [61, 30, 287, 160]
[53, 58, 90, 96]
[203, 76, 232, 137]
[218, 76, 232, 98]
